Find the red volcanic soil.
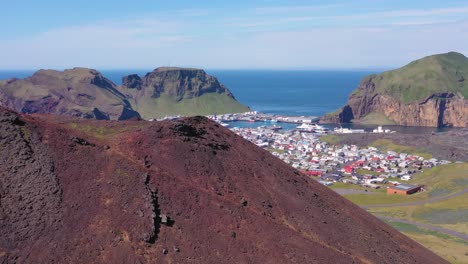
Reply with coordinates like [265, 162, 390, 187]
[0, 107, 447, 264]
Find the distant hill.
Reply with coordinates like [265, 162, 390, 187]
[0, 67, 249, 120]
[0, 107, 447, 263]
[119, 67, 249, 119]
[0, 68, 139, 120]
[322, 52, 468, 127]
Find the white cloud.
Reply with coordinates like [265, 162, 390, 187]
[0, 6, 467, 69]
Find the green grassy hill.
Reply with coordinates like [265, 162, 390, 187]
[120, 67, 249, 119]
[360, 52, 468, 103]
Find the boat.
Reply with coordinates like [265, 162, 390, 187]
[296, 123, 328, 133]
[333, 127, 365, 134]
[266, 125, 282, 131]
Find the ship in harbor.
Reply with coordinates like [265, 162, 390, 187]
[296, 123, 329, 133]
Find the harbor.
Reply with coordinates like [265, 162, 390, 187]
[208, 111, 397, 134]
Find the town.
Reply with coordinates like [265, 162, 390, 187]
[230, 125, 451, 195]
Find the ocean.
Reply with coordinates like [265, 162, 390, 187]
[0, 69, 374, 117]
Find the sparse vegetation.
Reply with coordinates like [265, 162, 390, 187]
[353, 112, 396, 125]
[369, 139, 432, 159]
[68, 122, 143, 139]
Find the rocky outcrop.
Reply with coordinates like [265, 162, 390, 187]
[0, 68, 140, 120]
[121, 67, 237, 101]
[0, 109, 62, 262]
[122, 74, 142, 90]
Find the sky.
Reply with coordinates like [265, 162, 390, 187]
[1, 0, 467, 70]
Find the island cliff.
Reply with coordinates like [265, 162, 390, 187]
[119, 67, 249, 119]
[0, 67, 248, 120]
[322, 52, 468, 127]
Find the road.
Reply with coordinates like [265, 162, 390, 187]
[376, 215, 468, 241]
[363, 188, 468, 208]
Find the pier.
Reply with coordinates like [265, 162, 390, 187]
[209, 111, 320, 124]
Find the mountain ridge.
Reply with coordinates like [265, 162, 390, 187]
[0, 67, 249, 120]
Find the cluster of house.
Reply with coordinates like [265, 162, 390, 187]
[231, 126, 451, 195]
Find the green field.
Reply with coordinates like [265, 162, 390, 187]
[132, 93, 249, 119]
[344, 163, 468, 205]
[386, 221, 468, 264]
[338, 162, 468, 263]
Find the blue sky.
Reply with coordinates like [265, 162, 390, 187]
[1, 0, 468, 69]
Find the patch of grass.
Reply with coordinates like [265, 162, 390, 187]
[368, 193, 468, 235]
[320, 134, 342, 144]
[134, 93, 249, 119]
[408, 163, 468, 195]
[428, 188, 451, 198]
[345, 192, 425, 205]
[402, 232, 468, 263]
[453, 178, 468, 186]
[330, 182, 375, 191]
[20, 126, 31, 141]
[68, 122, 142, 139]
[353, 112, 396, 125]
[115, 168, 129, 178]
[415, 209, 468, 225]
[267, 148, 285, 154]
[369, 139, 432, 159]
[386, 221, 467, 244]
[356, 169, 380, 176]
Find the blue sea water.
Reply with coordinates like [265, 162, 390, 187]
[208, 70, 374, 117]
[0, 69, 374, 117]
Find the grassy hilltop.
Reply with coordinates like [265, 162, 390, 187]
[357, 52, 468, 103]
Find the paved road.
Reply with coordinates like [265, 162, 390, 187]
[363, 188, 468, 208]
[376, 215, 468, 241]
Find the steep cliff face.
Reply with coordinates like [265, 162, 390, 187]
[323, 52, 468, 127]
[0, 68, 140, 120]
[0, 107, 447, 263]
[0, 67, 248, 121]
[119, 67, 249, 119]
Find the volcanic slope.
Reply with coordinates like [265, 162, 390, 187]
[0, 107, 447, 264]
